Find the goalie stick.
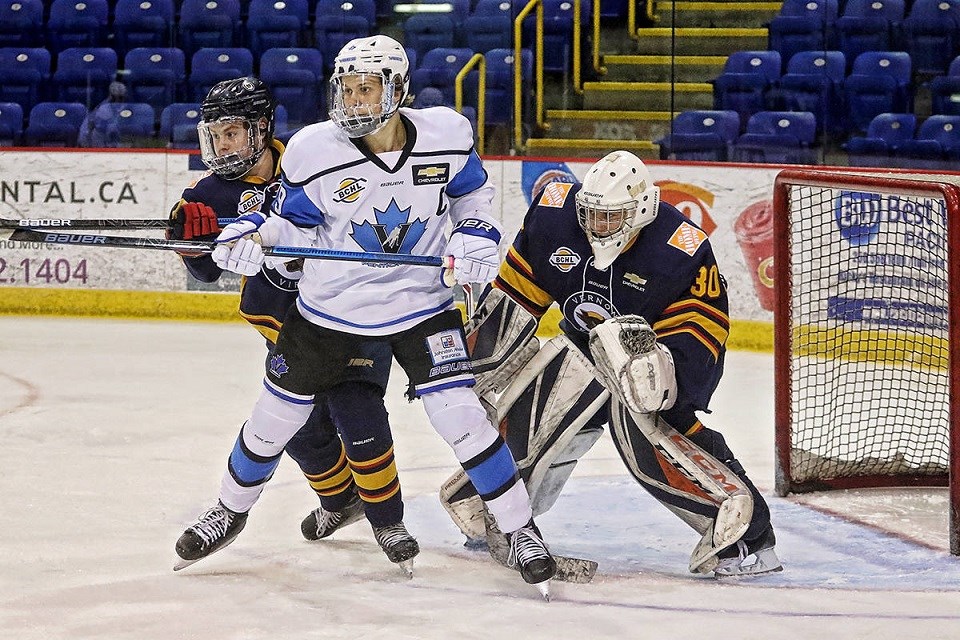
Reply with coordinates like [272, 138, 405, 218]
[0, 227, 450, 268]
[0, 216, 236, 230]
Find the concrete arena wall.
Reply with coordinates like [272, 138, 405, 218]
[0, 149, 780, 351]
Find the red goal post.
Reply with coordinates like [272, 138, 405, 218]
[773, 168, 960, 555]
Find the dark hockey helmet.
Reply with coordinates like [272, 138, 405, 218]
[198, 77, 276, 180]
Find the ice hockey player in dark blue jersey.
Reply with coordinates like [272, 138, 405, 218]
[167, 78, 412, 572]
[446, 150, 782, 577]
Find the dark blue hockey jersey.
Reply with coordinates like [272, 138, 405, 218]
[493, 181, 730, 433]
[171, 139, 298, 343]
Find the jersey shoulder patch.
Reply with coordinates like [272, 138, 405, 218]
[666, 220, 708, 256]
[537, 182, 574, 208]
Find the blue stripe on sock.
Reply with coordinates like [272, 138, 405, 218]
[228, 438, 282, 485]
[463, 442, 518, 496]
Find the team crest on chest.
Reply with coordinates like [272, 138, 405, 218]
[562, 291, 618, 332]
[548, 246, 581, 272]
[350, 197, 428, 254]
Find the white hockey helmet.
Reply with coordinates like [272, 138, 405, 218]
[575, 150, 660, 270]
[329, 35, 410, 138]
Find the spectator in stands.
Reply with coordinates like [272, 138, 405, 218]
[78, 80, 126, 148]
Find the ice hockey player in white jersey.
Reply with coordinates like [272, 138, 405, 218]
[209, 35, 558, 597]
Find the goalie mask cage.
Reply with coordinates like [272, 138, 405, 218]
[773, 169, 960, 555]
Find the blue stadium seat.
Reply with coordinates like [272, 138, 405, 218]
[834, 0, 904, 72]
[410, 47, 478, 107]
[412, 86, 448, 108]
[656, 110, 741, 161]
[896, 114, 960, 167]
[0, 47, 51, 113]
[24, 102, 87, 147]
[115, 102, 157, 145]
[929, 56, 960, 116]
[403, 14, 457, 62]
[733, 110, 819, 164]
[113, 0, 176, 58]
[178, 0, 242, 59]
[464, 0, 514, 53]
[246, 0, 309, 59]
[160, 102, 202, 148]
[124, 47, 186, 112]
[416, 0, 470, 22]
[46, 0, 110, 54]
[901, 0, 960, 75]
[774, 50, 846, 134]
[483, 47, 532, 126]
[0, 101, 23, 145]
[259, 48, 325, 129]
[0, 0, 43, 48]
[188, 48, 255, 101]
[274, 103, 290, 134]
[712, 50, 782, 130]
[843, 112, 916, 166]
[523, 0, 593, 74]
[53, 47, 118, 106]
[314, 0, 375, 70]
[767, 0, 840, 74]
[843, 50, 913, 133]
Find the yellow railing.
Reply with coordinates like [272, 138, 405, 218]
[571, 1, 607, 92]
[454, 53, 486, 154]
[514, 0, 544, 151]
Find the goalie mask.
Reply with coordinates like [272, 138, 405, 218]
[575, 151, 660, 271]
[329, 35, 410, 138]
[198, 77, 276, 180]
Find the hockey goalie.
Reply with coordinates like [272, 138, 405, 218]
[441, 151, 782, 578]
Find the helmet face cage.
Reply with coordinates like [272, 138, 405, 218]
[198, 117, 268, 181]
[199, 77, 275, 180]
[329, 36, 409, 138]
[574, 151, 660, 270]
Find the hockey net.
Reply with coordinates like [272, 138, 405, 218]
[773, 169, 960, 555]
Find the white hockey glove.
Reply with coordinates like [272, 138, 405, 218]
[444, 218, 502, 286]
[212, 213, 266, 276]
[588, 315, 677, 414]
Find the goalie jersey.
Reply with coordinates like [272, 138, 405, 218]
[493, 181, 730, 432]
[273, 106, 497, 336]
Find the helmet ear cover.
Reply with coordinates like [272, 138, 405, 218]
[199, 77, 276, 180]
[329, 36, 410, 138]
[575, 151, 660, 270]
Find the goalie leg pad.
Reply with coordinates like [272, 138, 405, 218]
[466, 287, 540, 400]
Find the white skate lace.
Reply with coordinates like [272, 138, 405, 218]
[190, 506, 231, 546]
[374, 523, 412, 549]
[508, 527, 549, 568]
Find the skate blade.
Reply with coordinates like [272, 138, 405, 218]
[534, 580, 552, 602]
[397, 558, 415, 578]
[173, 557, 200, 572]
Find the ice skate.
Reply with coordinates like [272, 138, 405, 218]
[372, 522, 420, 577]
[714, 526, 783, 577]
[174, 502, 248, 571]
[301, 489, 366, 540]
[507, 520, 557, 601]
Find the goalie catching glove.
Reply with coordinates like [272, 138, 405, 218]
[589, 315, 677, 414]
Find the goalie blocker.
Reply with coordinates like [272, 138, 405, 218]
[442, 291, 781, 577]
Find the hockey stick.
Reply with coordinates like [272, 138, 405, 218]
[0, 216, 236, 230]
[0, 227, 448, 267]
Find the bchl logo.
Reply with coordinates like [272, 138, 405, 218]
[549, 246, 581, 272]
[237, 189, 265, 214]
[333, 177, 367, 203]
[350, 197, 428, 254]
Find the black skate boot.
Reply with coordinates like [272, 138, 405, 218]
[507, 519, 557, 600]
[301, 489, 366, 540]
[174, 501, 248, 571]
[372, 522, 420, 577]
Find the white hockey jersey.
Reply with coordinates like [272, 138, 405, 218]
[274, 106, 499, 336]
